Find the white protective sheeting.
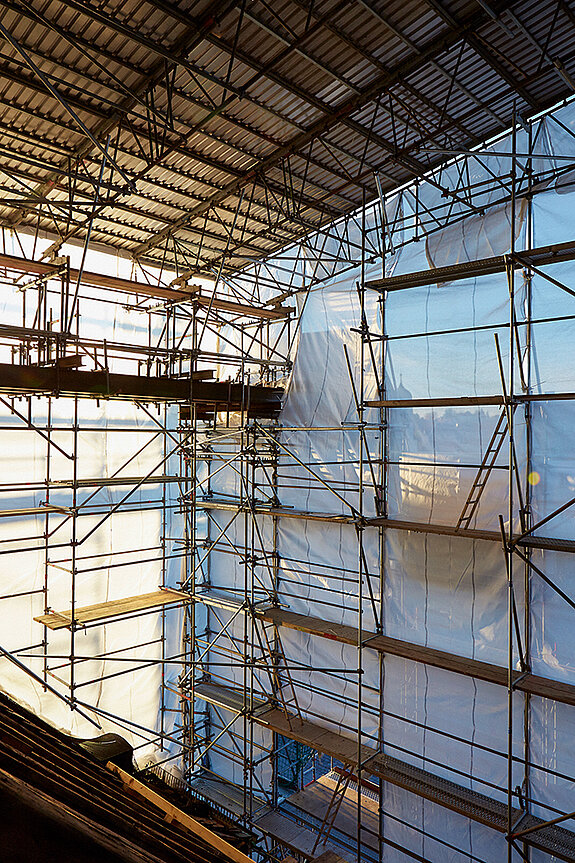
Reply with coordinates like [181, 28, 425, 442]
[0, 238, 183, 768]
[205, 103, 575, 858]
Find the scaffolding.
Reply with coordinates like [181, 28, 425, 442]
[0, 233, 289, 813]
[174, 99, 575, 863]
[3, 87, 575, 863]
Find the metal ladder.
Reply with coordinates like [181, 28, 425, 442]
[253, 613, 302, 727]
[311, 769, 354, 855]
[456, 408, 508, 531]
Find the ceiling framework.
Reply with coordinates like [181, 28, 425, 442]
[0, 0, 573, 282]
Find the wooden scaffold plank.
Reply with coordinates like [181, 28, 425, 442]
[34, 589, 189, 630]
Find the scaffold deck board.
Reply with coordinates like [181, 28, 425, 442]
[255, 706, 575, 861]
[50, 475, 186, 488]
[194, 682, 270, 716]
[368, 516, 502, 540]
[256, 709, 372, 765]
[519, 535, 575, 553]
[199, 501, 575, 553]
[194, 295, 292, 320]
[34, 589, 189, 630]
[260, 608, 575, 707]
[186, 683, 575, 859]
[0, 504, 71, 518]
[365, 239, 575, 292]
[365, 395, 504, 408]
[366, 393, 575, 409]
[0, 251, 291, 320]
[190, 775, 271, 822]
[286, 773, 378, 854]
[254, 811, 351, 862]
[0, 363, 283, 414]
[367, 752, 575, 861]
[198, 498, 355, 524]
[367, 517, 575, 553]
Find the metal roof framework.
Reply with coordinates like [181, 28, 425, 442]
[0, 0, 574, 282]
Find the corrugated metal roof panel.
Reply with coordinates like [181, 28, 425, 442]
[0, 0, 571, 273]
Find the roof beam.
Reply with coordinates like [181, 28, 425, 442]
[130, 1, 500, 259]
[0, 0, 237, 236]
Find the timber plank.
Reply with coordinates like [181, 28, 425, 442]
[199, 503, 575, 553]
[287, 774, 378, 852]
[0, 251, 291, 319]
[256, 708, 372, 765]
[365, 240, 575, 292]
[313, 853, 352, 863]
[107, 764, 256, 863]
[260, 608, 575, 706]
[365, 395, 504, 408]
[254, 811, 349, 861]
[34, 589, 189, 630]
[187, 684, 575, 861]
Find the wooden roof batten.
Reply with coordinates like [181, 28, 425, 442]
[0, 691, 257, 863]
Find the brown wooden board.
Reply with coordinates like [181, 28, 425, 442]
[368, 517, 575, 554]
[0, 252, 291, 319]
[365, 395, 504, 408]
[194, 295, 292, 320]
[199, 504, 575, 553]
[107, 764, 257, 863]
[199, 498, 355, 524]
[254, 811, 350, 861]
[0, 504, 70, 518]
[254, 704, 575, 861]
[287, 773, 378, 852]
[256, 708, 372, 765]
[313, 853, 351, 863]
[365, 240, 575, 292]
[182, 683, 575, 859]
[34, 589, 189, 630]
[260, 608, 575, 707]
